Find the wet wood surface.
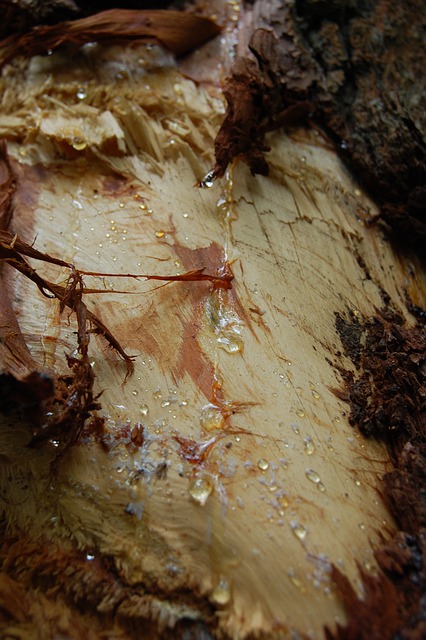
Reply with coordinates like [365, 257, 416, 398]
[0, 7, 425, 640]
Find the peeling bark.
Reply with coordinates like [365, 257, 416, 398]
[0, 7, 221, 67]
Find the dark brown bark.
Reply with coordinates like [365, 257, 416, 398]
[333, 309, 426, 640]
[0, 9, 221, 66]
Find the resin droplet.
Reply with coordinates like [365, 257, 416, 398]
[189, 476, 213, 506]
[291, 521, 307, 542]
[72, 136, 87, 151]
[199, 170, 215, 188]
[155, 230, 165, 238]
[296, 409, 305, 418]
[139, 404, 149, 416]
[211, 576, 231, 605]
[317, 482, 326, 492]
[257, 458, 269, 471]
[200, 404, 225, 431]
[305, 469, 321, 484]
[304, 437, 315, 455]
[288, 571, 306, 593]
[217, 334, 243, 353]
[279, 496, 289, 511]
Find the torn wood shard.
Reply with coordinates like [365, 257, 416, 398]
[39, 110, 127, 156]
[0, 2, 425, 640]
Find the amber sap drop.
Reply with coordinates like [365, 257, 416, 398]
[200, 404, 225, 431]
[188, 477, 213, 506]
[211, 576, 231, 605]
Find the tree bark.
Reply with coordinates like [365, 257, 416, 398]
[0, 2, 424, 639]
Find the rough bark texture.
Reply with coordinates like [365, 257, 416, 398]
[331, 310, 426, 639]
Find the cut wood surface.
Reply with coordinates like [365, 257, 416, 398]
[0, 4, 425, 640]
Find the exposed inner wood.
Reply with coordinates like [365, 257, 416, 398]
[0, 3, 425, 640]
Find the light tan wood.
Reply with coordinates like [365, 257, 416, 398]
[1, 35, 425, 640]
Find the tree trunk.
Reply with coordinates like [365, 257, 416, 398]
[0, 2, 424, 639]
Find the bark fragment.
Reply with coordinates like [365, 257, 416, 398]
[0, 0, 175, 41]
[0, 8, 221, 67]
[325, 566, 401, 640]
